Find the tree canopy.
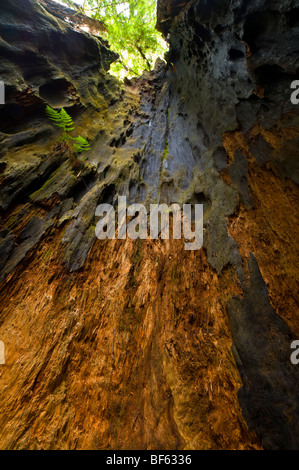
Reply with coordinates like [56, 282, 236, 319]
[59, 0, 167, 78]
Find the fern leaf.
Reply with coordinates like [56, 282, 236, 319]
[45, 105, 89, 151]
[45, 105, 61, 121]
[72, 135, 90, 153]
[60, 109, 74, 127]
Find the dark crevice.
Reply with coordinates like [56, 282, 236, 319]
[229, 48, 245, 60]
[39, 78, 74, 107]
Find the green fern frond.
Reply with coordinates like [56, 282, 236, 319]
[45, 105, 61, 122]
[72, 135, 91, 153]
[60, 109, 74, 127]
[45, 106, 74, 132]
[45, 105, 90, 153]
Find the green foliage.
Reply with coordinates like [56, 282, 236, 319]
[45, 105, 90, 153]
[59, 0, 167, 78]
[72, 135, 91, 153]
[45, 106, 75, 140]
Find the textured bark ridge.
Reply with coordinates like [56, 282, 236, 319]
[0, 0, 298, 450]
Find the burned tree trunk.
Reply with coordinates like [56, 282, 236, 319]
[0, 0, 298, 450]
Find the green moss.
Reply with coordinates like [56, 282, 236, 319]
[34, 174, 55, 194]
[160, 138, 169, 178]
[162, 139, 169, 162]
